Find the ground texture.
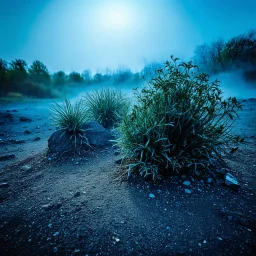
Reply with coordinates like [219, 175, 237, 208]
[0, 99, 256, 255]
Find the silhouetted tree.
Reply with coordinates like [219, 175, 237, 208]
[53, 71, 67, 86]
[68, 71, 83, 83]
[0, 59, 9, 95]
[29, 60, 51, 85]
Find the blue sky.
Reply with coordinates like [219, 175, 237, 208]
[0, 0, 255, 73]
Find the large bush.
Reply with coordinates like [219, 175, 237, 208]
[116, 57, 243, 180]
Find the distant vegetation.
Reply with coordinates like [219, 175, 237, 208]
[193, 29, 256, 82]
[0, 58, 163, 98]
[1, 29, 255, 99]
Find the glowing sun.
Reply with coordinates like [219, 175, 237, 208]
[100, 3, 132, 30]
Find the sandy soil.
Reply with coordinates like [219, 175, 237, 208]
[0, 99, 256, 255]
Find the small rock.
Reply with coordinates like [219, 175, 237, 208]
[42, 204, 54, 210]
[74, 249, 80, 253]
[24, 130, 31, 134]
[53, 231, 60, 237]
[181, 175, 186, 180]
[34, 137, 41, 141]
[207, 178, 213, 184]
[21, 165, 32, 171]
[183, 181, 191, 186]
[0, 183, 10, 188]
[0, 154, 15, 161]
[53, 247, 58, 253]
[12, 109, 18, 112]
[115, 158, 123, 164]
[166, 226, 171, 231]
[224, 173, 240, 190]
[48, 158, 52, 161]
[149, 193, 155, 198]
[36, 126, 40, 129]
[185, 189, 192, 194]
[74, 191, 81, 197]
[227, 215, 233, 221]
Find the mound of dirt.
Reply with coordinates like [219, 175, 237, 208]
[48, 121, 113, 153]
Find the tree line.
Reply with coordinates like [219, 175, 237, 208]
[193, 29, 256, 81]
[0, 59, 163, 98]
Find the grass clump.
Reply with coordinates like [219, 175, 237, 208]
[83, 88, 129, 128]
[116, 56, 243, 180]
[50, 99, 89, 145]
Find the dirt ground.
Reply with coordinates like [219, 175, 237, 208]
[0, 99, 256, 255]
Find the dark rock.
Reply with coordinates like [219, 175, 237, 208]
[12, 109, 18, 112]
[0, 112, 13, 124]
[0, 154, 15, 161]
[74, 192, 81, 197]
[224, 173, 240, 190]
[10, 139, 25, 144]
[20, 116, 31, 122]
[0, 183, 9, 188]
[115, 158, 123, 164]
[215, 168, 226, 179]
[24, 130, 31, 134]
[181, 175, 186, 180]
[34, 137, 41, 141]
[48, 121, 113, 153]
[83, 121, 113, 147]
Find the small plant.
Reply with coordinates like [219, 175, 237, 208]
[116, 56, 243, 180]
[83, 88, 129, 128]
[50, 99, 89, 145]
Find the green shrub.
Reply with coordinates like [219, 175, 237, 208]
[116, 57, 243, 180]
[50, 99, 89, 145]
[83, 88, 129, 128]
[6, 92, 23, 99]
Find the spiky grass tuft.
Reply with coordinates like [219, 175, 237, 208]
[50, 99, 90, 146]
[83, 88, 129, 128]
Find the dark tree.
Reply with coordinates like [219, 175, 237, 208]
[29, 60, 51, 85]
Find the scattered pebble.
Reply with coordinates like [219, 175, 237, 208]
[149, 193, 155, 198]
[185, 189, 192, 194]
[21, 165, 32, 171]
[183, 181, 191, 186]
[53, 231, 60, 237]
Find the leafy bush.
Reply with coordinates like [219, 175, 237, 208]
[83, 88, 129, 128]
[50, 99, 89, 145]
[116, 57, 243, 180]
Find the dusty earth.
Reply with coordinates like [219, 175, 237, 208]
[0, 99, 256, 255]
